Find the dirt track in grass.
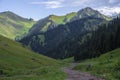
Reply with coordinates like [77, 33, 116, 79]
[62, 63, 105, 80]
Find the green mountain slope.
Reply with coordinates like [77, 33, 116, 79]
[21, 18, 107, 59]
[74, 17, 120, 61]
[20, 7, 110, 59]
[29, 7, 111, 34]
[29, 12, 77, 34]
[0, 35, 65, 80]
[0, 11, 35, 39]
[75, 48, 120, 80]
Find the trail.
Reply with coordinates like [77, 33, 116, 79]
[62, 63, 105, 80]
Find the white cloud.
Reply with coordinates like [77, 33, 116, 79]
[54, 0, 95, 8]
[29, 0, 120, 16]
[109, 0, 119, 3]
[30, 0, 94, 8]
[30, 0, 64, 9]
[70, 0, 92, 6]
[97, 7, 120, 16]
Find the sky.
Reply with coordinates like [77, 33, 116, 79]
[0, 0, 120, 20]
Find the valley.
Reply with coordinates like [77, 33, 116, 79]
[20, 7, 111, 59]
[0, 5, 120, 80]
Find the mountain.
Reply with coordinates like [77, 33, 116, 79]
[73, 7, 111, 21]
[74, 17, 120, 61]
[0, 35, 65, 80]
[29, 12, 77, 35]
[29, 7, 111, 35]
[20, 7, 111, 59]
[0, 11, 35, 39]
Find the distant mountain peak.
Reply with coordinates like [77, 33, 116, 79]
[49, 14, 57, 17]
[77, 7, 111, 20]
[0, 11, 33, 22]
[83, 7, 93, 10]
[0, 11, 20, 17]
[2, 11, 12, 13]
[78, 7, 96, 13]
[47, 14, 61, 20]
[79, 7, 94, 11]
[0, 11, 35, 39]
[2, 11, 17, 14]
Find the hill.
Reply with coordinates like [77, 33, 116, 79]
[20, 7, 110, 59]
[0, 35, 66, 80]
[29, 7, 110, 34]
[75, 48, 120, 80]
[0, 11, 35, 39]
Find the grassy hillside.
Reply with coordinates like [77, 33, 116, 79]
[30, 7, 111, 34]
[49, 12, 77, 24]
[0, 11, 35, 39]
[0, 35, 66, 80]
[75, 48, 120, 80]
[21, 7, 112, 60]
[22, 17, 107, 59]
[29, 12, 78, 34]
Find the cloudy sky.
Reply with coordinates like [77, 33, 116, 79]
[0, 0, 120, 20]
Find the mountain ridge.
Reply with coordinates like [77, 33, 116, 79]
[0, 11, 35, 39]
[20, 7, 110, 59]
[29, 7, 111, 35]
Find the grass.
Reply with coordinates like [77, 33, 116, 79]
[41, 22, 51, 32]
[0, 11, 35, 40]
[33, 13, 77, 33]
[62, 57, 74, 64]
[75, 48, 120, 80]
[65, 12, 77, 22]
[49, 13, 77, 25]
[0, 35, 66, 80]
[49, 15, 65, 24]
[57, 57, 75, 67]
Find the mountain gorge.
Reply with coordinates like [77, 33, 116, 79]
[20, 7, 111, 59]
[0, 11, 35, 39]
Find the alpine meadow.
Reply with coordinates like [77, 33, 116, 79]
[0, 0, 120, 80]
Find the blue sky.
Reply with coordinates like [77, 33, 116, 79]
[0, 0, 120, 20]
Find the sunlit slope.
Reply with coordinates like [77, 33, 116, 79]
[0, 35, 65, 80]
[75, 48, 120, 80]
[29, 7, 111, 34]
[0, 11, 35, 39]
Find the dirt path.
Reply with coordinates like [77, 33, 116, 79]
[62, 63, 104, 80]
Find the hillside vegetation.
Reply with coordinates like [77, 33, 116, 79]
[29, 7, 110, 34]
[0, 11, 35, 39]
[75, 48, 120, 80]
[20, 7, 110, 59]
[74, 17, 120, 61]
[0, 35, 66, 80]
